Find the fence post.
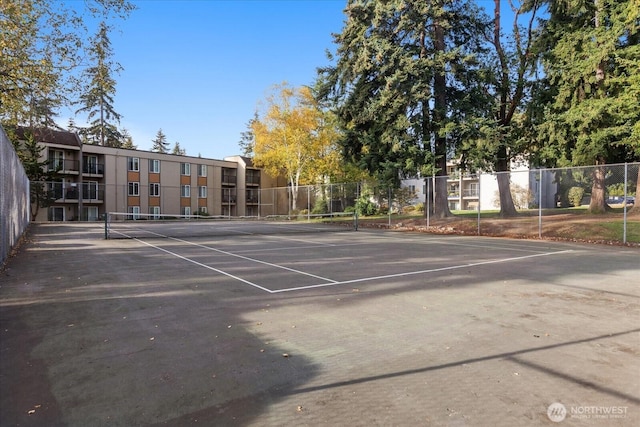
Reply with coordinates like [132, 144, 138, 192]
[477, 174, 481, 236]
[307, 186, 310, 221]
[539, 169, 543, 239]
[388, 186, 392, 227]
[623, 163, 628, 244]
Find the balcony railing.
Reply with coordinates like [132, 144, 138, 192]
[246, 173, 260, 186]
[222, 175, 237, 185]
[83, 163, 104, 175]
[48, 183, 104, 202]
[48, 159, 79, 172]
[462, 189, 479, 197]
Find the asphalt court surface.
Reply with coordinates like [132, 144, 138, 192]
[131, 230, 577, 294]
[1, 223, 639, 426]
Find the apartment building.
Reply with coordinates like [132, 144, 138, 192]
[17, 128, 276, 222]
[402, 161, 557, 211]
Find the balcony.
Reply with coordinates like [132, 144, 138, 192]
[246, 194, 259, 204]
[48, 159, 79, 173]
[83, 163, 104, 175]
[222, 175, 237, 186]
[246, 172, 260, 186]
[462, 189, 479, 198]
[49, 183, 104, 203]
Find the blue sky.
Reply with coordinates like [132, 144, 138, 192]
[67, 0, 521, 160]
[68, 0, 347, 159]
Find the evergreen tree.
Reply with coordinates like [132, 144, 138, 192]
[75, 21, 123, 147]
[317, 0, 487, 218]
[534, 0, 640, 213]
[151, 129, 169, 153]
[1, 0, 133, 131]
[120, 128, 136, 149]
[14, 131, 60, 221]
[239, 112, 259, 156]
[172, 141, 186, 155]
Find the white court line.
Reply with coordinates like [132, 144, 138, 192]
[133, 239, 273, 293]
[128, 230, 338, 284]
[358, 232, 563, 254]
[269, 250, 574, 293]
[113, 228, 574, 294]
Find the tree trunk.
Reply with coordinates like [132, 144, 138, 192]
[588, 162, 608, 214]
[495, 147, 518, 217]
[630, 167, 640, 216]
[432, 20, 452, 219]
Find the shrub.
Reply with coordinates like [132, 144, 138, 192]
[415, 202, 425, 213]
[567, 187, 585, 207]
[356, 194, 378, 216]
[311, 198, 329, 215]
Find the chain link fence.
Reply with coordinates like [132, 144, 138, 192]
[1, 125, 30, 266]
[410, 162, 639, 244]
[28, 162, 638, 244]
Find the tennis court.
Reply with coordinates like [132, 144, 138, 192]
[1, 222, 638, 426]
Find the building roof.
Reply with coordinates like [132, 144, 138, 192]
[15, 127, 81, 148]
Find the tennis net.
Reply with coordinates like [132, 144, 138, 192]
[104, 212, 358, 239]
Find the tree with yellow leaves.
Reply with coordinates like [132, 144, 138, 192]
[251, 83, 343, 211]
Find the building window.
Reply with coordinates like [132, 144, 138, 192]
[149, 183, 160, 197]
[83, 181, 99, 200]
[128, 182, 140, 196]
[198, 164, 207, 177]
[84, 155, 99, 174]
[128, 206, 140, 219]
[181, 185, 191, 197]
[49, 150, 64, 170]
[181, 206, 191, 216]
[198, 186, 207, 198]
[128, 157, 139, 171]
[149, 159, 160, 173]
[246, 169, 260, 185]
[198, 206, 207, 214]
[180, 163, 191, 176]
[222, 168, 236, 185]
[149, 206, 160, 219]
[83, 206, 99, 221]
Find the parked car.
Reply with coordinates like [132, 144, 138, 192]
[607, 196, 635, 205]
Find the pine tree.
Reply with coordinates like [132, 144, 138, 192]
[15, 131, 60, 220]
[151, 129, 169, 153]
[317, 0, 487, 218]
[75, 21, 123, 147]
[1, 0, 134, 131]
[238, 112, 259, 156]
[535, 0, 640, 213]
[172, 142, 186, 155]
[120, 128, 136, 149]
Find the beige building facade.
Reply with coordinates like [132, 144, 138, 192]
[20, 128, 279, 222]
